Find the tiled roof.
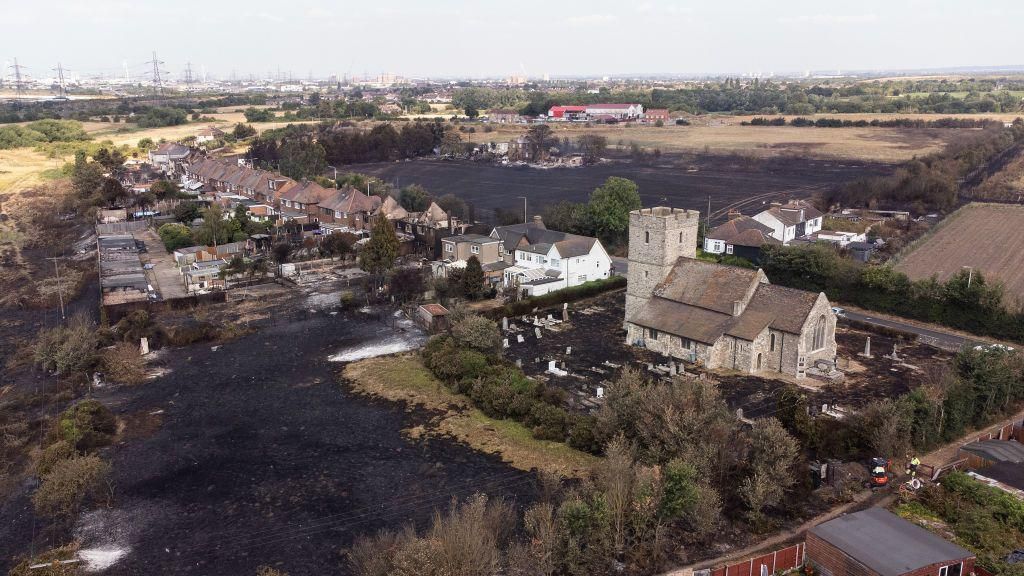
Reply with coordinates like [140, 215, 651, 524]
[760, 200, 824, 227]
[320, 186, 381, 213]
[630, 257, 826, 342]
[707, 216, 778, 247]
[492, 221, 598, 258]
[281, 181, 333, 205]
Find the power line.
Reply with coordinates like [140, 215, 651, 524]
[184, 61, 194, 91]
[9, 57, 27, 101]
[52, 62, 68, 99]
[146, 50, 165, 95]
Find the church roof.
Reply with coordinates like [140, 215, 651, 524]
[631, 257, 824, 342]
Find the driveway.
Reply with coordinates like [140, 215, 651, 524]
[134, 229, 188, 300]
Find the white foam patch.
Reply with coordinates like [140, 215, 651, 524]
[79, 547, 129, 572]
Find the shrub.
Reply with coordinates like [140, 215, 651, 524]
[567, 415, 601, 454]
[36, 440, 75, 476]
[157, 222, 195, 251]
[469, 367, 538, 420]
[33, 316, 98, 377]
[423, 336, 489, 383]
[528, 403, 569, 441]
[451, 315, 502, 357]
[101, 342, 147, 385]
[499, 276, 625, 317]
[32, 455, 111, 518]
[57, 399, 117, 452]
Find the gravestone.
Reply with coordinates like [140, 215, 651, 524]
[515, 359, 522, 368]
[502, 317, 508, 331]
[140, 337, 150, 356]
[502, 338, 509, 349]
[535, 327, 542, 339]
[517, 334, 525, 344]
[566, 346, 572, 355]
[596, 386, 604, 398]
[563, 302, 569, 321]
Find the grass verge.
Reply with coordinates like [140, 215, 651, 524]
[343, 353, 596, 477]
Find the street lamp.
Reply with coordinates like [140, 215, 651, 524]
[517, 196, 527, 224]
[963, 265, 973, 288]
[326, 165, 338, 180]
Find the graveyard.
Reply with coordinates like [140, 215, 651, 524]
[500, 290, 954, 418]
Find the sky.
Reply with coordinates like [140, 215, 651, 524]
[3, 0, 1022, 80]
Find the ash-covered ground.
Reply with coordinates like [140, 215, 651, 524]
[503, 290, 951, 419]
[2, 298, 537, 575]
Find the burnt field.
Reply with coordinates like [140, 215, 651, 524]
[357, 155, 891, 223]
[0, 305, 537, 575]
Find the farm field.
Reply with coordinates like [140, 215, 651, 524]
[895, 203, 1024, 308]
[465, 121, 960, 163]
[357, 155, 889, 225]
[80, 110, 316, 148]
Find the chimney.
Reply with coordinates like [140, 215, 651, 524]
[732, 300, 743, 316]
[727, 209, 742, 220]
[532, 215, 545, 228]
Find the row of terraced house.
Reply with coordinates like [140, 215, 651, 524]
[179, 156, 467, 256]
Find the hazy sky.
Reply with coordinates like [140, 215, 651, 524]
[4, 0, 1022, 80]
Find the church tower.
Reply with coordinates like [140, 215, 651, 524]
[625, 207, 701, 320]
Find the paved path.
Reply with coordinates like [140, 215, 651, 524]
[135, 229, 188, 300]
[838, 308, 982, 351]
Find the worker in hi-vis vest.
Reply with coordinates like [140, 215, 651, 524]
[907, 455, 921, 477]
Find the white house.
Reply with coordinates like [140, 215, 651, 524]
[491, 217, 611, 297]
[752, 200, 824, 244]
[148, 143, 192, 172]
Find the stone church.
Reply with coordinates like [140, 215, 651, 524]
[625, 207, 837, 378]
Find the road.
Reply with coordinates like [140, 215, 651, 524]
[838, 308, 982, 351]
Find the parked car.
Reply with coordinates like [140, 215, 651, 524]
[831, 307, 846, 317]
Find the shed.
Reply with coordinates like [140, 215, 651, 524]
[960, 439, 1024, 469]
[417, 303, 450, 333]
[807, 508, 974, 576]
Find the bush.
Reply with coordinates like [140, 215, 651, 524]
[158, 222, 195, 251]
[451, 315, 502, 357]
[527, 403, 569, 441]
[36, 440, 75, 476]
[469, 366, 538, 420]
[567, 415, 601, 453]
[499, 276, 625, 317]
[101, 342, 146, 385]
[57, 399, 116, 452]
[32, 455, 111, 518]
[422, 336, 489, 383]
[33, 317, 98, 377]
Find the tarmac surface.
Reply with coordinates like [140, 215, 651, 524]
[838, 309, 981, 351]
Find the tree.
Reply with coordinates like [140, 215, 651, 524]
[93, 148, 126, 172]
[389, 267, 426, 303]
[360, 214, 399, 277]
[464, 104, 479, 118]
[576, 134, 607, 164]
[157, 222, 194, 250]
[525, 124, 556, 162]
[585, 177, 642, 248]
[440, 128, 462, 156]
[100, 178, 128, 206]
[172, 202, 202, 224]
[272, 242, 292, 264]
[321, 233, 354, 258]
[195, 204, 232, 247]
[436, 193, 467, 221]
[244, 107, 275, 122]
[150, 179, 180, 200]
[399, 185, 431, 212]
[72, 154, 105, 199]
[461, 256, 486, 300]
[233, 204, 254, 234]
[137, 137, 156, 151]
[233, 123, 257, 139]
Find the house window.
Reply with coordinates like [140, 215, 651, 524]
[445, 244, 453, 253]
[726, 245, 734, 255]
[648, 328, 658, 340]
[551, 258, 560, 267]
[812, 315, 827, 350]
[645, 231, 650, 244]
[940, 564, 963, 576]
[679, 231, 683, 243]
[770, 333, 776, 352]
[471, 245, 480, 254]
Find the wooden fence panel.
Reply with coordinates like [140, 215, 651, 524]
[774, 545, 799, 571]
[711, 567, 726, 576]
[752, 553, 775, 575]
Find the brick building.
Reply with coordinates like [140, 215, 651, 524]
[624, 206, 836, 378]
[807, 508, 974, 576]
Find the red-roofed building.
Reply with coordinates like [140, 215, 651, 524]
[547, 103, 644, 121]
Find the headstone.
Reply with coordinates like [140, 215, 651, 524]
[860, 336, 872, 358]
[736, 408, 744, 420]
[517, 334, 525, 343]
[502, 338, 509, 349]
[535, 327, 542, 339]
[562, 303, 569, 321]
[548, 360, 557, 372]
[515, 359, 522, 368]
[502, 317, 508, 331]
[596, 386, 604, 398]
[669, 363, 677, 376]
[566, 346, 572, 355]
[140, 337, 150, 356]
[547, 313, 554, 321]
[510, 323, 518, 331]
